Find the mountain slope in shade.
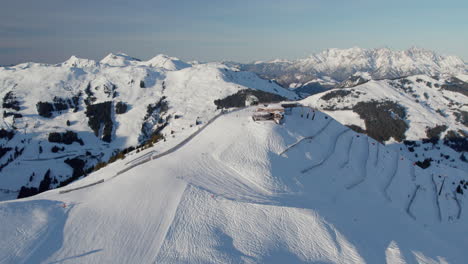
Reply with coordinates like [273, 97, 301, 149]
[301, 74, 468, 172]
[0, 106, 467, 263]
[0, 55, 297, 200]
[239, 47, 467, 96]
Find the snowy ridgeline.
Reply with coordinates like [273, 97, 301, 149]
[0, 53, 297, 200]
[238, 47, 467, 95]
[0, 106, 467, 263]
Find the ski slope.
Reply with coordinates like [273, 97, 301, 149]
[1, 106, 467, 263]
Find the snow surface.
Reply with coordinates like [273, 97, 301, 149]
[1, 106, 467, 263]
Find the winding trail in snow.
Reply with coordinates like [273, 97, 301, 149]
[453, 191, 462, 220]
[406, 185, 420, 220]
[301, 128, 351, 174]
[58, 180, 105, 194]
[432, 174, 442, 222]
[374, 143, 380, 167]
[346, 137, 370, 190]
[21, 153, 77, 161]
[384, 152, 399, 202]
[125, 150, 156, 166]
[340, 135, 355, 169]
[438, 177, 446, 196]
[410, 162, 416, 181]
[278, 119, 332, 156]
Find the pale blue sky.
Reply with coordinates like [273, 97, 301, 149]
[1, 0, 467, 64]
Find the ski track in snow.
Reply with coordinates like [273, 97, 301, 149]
[301, 128, 350, 174]
[384, 152, 400, 202]
[339, 135, 355, 169]
[410, 162, 416, 182]
[278, 119, 332, 156]
[345, 137, 369, 190]
[374, 143, 380, 167]
[453, 191, 462, 220]
[432, 174, 442, 222]
[58, 180, 104, 194]
[125, 150, 156, 166]
[406, 185, 420, 220]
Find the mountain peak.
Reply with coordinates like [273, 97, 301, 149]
[143, 54, 191, 70]
[62, 55, 97, 68]
[240, 47, 467, 92]
[100, 53, 141, 66]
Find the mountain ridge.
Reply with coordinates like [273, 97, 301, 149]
[237, 47, 467, 96]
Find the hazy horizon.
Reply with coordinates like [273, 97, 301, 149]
[2, 46, 467, 66]
[1, 0, 467, 65]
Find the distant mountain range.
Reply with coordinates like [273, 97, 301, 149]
[236, 47, 467, 96]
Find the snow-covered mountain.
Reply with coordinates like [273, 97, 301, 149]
[0, 54, 297, 200]
[0, 105, 467, 263]
[1, 49, 467, 263]
[238, 47, 467, 96]
[302, 74, 468, 173]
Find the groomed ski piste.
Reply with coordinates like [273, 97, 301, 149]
[1, 105, 467, 264]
